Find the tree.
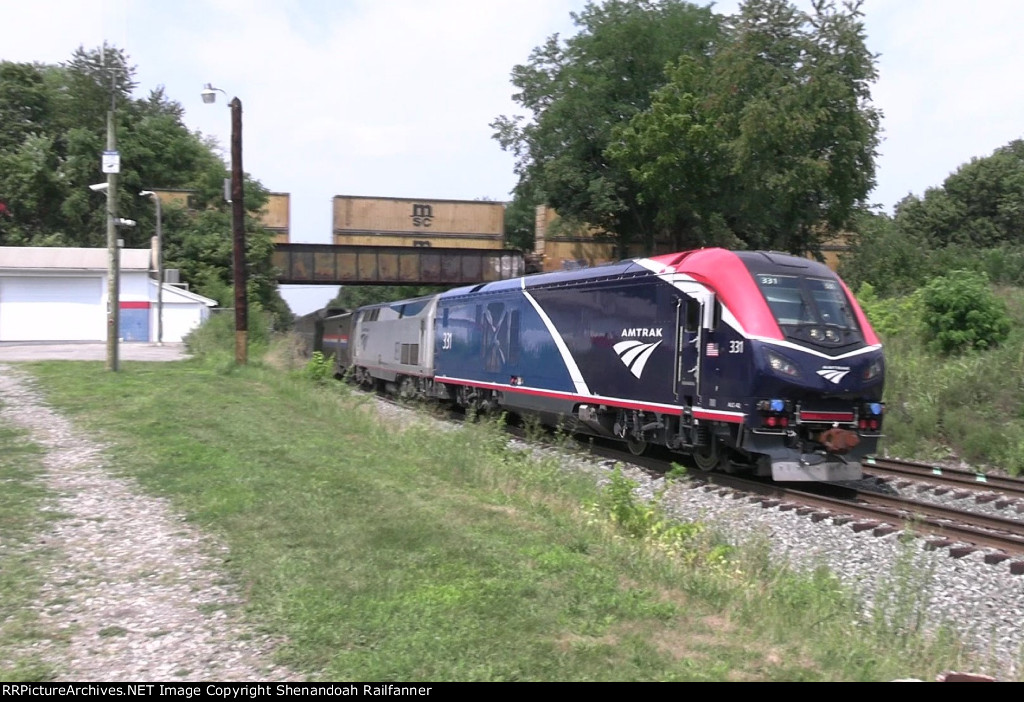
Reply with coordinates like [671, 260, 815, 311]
[492, 0, 720, 256]
[837, 209, 928, 296]
[0, 61, 51, 153]
[611, 0, 881, 254]
[894, 139, 1024, 249]
[607, 54, 734, 250]
[503, 180, 540, 252]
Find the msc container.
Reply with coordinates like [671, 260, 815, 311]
[534, 205, 621, 271]
[262, 192, 290, 244]
[332, 195, 504, 249]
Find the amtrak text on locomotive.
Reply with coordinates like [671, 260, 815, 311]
[620, 327, 663, 338]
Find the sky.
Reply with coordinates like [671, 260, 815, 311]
[3, 0, 1024, 314]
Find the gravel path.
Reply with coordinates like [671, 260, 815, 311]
[0, 364, 301, 682]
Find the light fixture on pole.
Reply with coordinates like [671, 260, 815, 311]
[140, 190, 164, 346]
[202, 82, 247, 365]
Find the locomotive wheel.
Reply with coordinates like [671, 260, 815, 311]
[626, 436, 648, 456]
[398, 377, 417, 400]
[693, 438, 721, 472]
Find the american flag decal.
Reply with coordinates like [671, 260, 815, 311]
[706, 342, 719, 357]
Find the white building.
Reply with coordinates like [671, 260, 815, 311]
[0, 246, 217, 343]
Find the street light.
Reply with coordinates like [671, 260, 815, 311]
[202, 82, 247, 364]
[140, 190, 163, 346]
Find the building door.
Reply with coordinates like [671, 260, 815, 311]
[0, 276, 103, 341]
[119, 302, 150, 342]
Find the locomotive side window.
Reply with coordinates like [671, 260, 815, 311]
[684, 299, 700, 333]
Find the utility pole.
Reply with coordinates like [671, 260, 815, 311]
[202, 83, 247, 365]
[105, 108, 120, 372]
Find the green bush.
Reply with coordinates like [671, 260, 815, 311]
[856, 283, 922, 340]
[918, 271, 1011, 355]
[183, 303, 272, 360]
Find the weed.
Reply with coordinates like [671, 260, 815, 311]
[869, 543, 936, 643]
[589, 467, 707, 559]
[301, 351, 335, 386]
[666, 463, 689, 480]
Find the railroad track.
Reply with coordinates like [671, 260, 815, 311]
[864, 456, 1024, 498]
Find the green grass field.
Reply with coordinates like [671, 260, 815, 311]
[0, 355, 991, 681]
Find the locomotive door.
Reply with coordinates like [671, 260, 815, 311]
[674, 296, 702, 401]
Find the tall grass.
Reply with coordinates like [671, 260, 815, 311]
[862, 285, 1024, 473]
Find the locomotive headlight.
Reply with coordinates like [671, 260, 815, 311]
[809, 328, 823, 341]
[764, 349, 801, 378]
[862, 358, 883, 381]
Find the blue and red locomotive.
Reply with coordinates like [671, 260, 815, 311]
[334, 248, 885, 481]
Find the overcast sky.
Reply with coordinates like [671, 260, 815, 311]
[3, 0, 1023, 314]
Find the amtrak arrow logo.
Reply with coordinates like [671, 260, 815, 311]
[816, 368, 850, 384]
[614, 340, 662, 379]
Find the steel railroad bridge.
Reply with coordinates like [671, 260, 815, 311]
[273, 243, 525, 286]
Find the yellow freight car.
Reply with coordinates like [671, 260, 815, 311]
[332, 195, 504, 249]
[534, 205, 621, 271]
[151, 188, 291, 243]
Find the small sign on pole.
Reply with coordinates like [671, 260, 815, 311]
[102, 150, 121, 174]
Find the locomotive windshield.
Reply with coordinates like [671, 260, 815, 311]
[755, 273, 862, 346]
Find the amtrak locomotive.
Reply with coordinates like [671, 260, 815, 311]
[327, 248, 885, 481]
